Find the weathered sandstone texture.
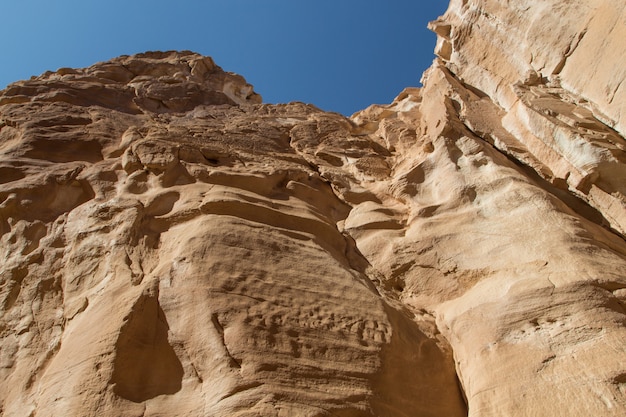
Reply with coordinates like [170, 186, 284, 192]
[1, 1, 625, 416]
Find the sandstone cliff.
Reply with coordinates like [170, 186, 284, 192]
[1, 1, 625, 416]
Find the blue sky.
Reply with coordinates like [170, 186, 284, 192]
[0, 1, 449, 115]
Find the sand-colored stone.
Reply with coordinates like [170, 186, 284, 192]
[0, 52, 465, 417]
[1, 1, 625, 416]
[351, 62, 626, 417]
[431, 0, 626, 237]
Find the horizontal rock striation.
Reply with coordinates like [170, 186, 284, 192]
[1, 2, 625, 416]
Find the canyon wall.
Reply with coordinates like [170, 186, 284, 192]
[1, 1, 625, 416]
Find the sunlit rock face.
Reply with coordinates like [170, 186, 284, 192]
[430, 0, 626, 238]
[1, 2, 625, 416]
[0, 51, 465, 417]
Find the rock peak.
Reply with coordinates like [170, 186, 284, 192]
[0, 50, 261, 114]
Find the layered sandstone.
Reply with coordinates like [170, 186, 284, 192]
[430, 0, 626, 238]
[0, 51, 465, 417]
[1, 1, 626, 417]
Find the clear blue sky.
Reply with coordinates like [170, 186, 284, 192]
[0, 1, 449, 116]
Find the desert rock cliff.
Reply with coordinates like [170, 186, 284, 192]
[1, 1, 626, 416]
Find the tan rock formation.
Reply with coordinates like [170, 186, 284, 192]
[0, 51, 465, 417]
[430, 0, 626, 238]
[0, 2, 625, 417]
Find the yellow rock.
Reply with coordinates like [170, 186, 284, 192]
[1, 1, 625, 414]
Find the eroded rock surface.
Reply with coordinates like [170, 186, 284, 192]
[430, 0, 626, 238]
[1, 2, 625, 416]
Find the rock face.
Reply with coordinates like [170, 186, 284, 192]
[0, 3, 625, 417]
[430, 0, 626, 237]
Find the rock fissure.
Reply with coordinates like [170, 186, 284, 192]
[460, 99, 625, 242]
[552, 29, 588, 75]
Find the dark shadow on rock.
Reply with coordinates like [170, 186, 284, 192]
[111, 293, 183, 403]
[371, 302, 468, 417]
